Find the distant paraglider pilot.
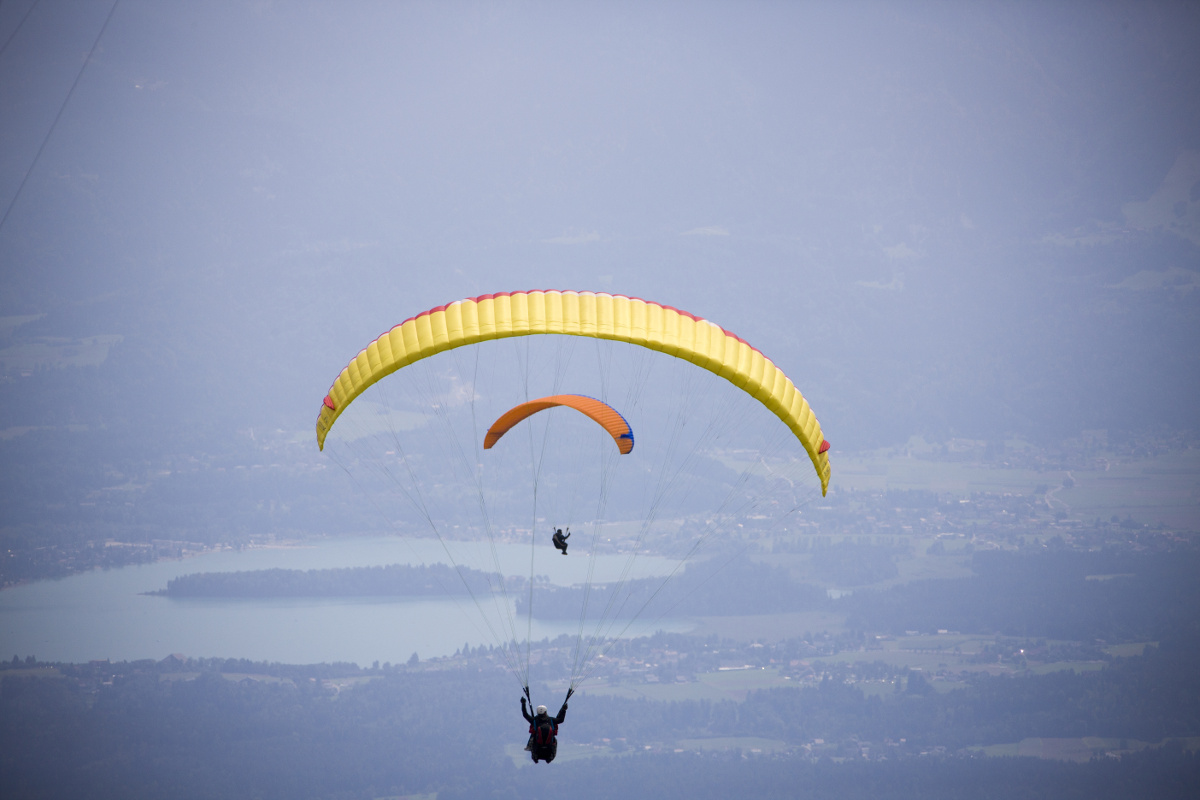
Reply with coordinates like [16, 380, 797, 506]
[552, 527, 571, 555]
[522, 696, 569, 763]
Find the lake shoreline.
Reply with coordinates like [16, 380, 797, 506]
[0, 535, 688, 664]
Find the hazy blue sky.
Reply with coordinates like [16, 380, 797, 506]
[4, 9, 1198, 794]
[2, 0, 1198, 454]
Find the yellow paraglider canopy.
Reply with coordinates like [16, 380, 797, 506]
[317, 290, 830, 494]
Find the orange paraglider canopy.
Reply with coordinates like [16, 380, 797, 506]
[484, 394, 634, 455]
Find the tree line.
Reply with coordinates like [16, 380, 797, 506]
[3, 626, 1198, 799]
[155, 563, 510, 597]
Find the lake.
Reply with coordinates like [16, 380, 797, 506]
[0, 537, 693, 666]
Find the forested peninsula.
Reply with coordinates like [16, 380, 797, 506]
[152, 550, 1200, 645]
[151, 563, 507, 598]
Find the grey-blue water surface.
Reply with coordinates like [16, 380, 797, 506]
[0, 537, 691, 666]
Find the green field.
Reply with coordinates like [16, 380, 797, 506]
[674, 736, 789, 753]
[0, 334, 123, 373]
[834, 444, 1200, 530]
[760, 541, 975, 591]
[835, 454, 1049, 496]
[1056, 450, 1200, 529]
[687, 610, 849, 642]
[0, 666, 63, 684]
[971, 736, 1200, 762]
[1104, 642, 1155, 658]
[579, 666, 796, 703]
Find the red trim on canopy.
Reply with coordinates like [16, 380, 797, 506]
[323, 291, 770, 395]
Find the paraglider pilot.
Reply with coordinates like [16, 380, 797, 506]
[522, 693, 570, 763]
[552, 527, 570, 555]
